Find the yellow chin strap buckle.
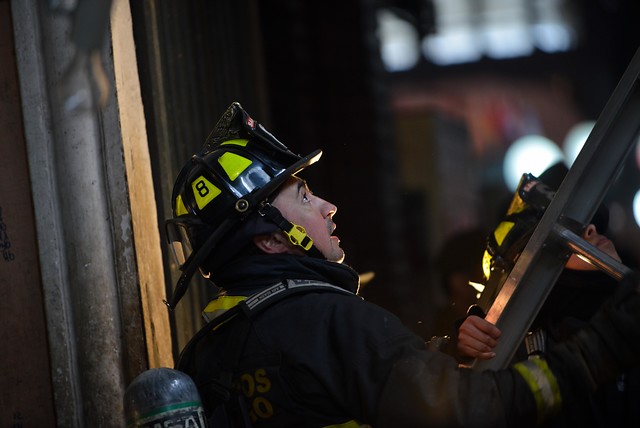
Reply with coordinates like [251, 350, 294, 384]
[285, 224, 313, 251]
[259, 203, 314, 252]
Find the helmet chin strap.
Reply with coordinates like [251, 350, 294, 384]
[165, 217, 239, 310]
[258, 203, 324, 259]
[167, 203, 327, 310]
[305, 245, 326, 260]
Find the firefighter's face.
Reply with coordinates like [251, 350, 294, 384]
[271, 176, 345, 263]
[565, 223, 621, 271]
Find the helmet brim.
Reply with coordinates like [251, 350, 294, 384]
[251, 149, 323, 204]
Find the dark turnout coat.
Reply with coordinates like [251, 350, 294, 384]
[177, 254, 586, 427]
[528, 270, 640, 428]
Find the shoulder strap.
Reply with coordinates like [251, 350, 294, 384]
[238, 279, 356, 317]
[177, 279, 355, 370]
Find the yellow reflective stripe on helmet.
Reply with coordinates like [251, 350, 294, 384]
[323, 420, 369, 428]
[192, 175, 222, 210]
[493, 221, 515, 246]
[505, 187, 529, 215]
[221, 138, 249, 147]
[202, 295, 247, 323]
[175, 194, 189, 216]
[513, 356, 562, 424]
[218, 152, 252, 181]
[482, 249, 492, 280]
[482, 221, 515, 279]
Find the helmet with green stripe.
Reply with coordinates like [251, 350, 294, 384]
[165, 102, 322, 309]
[481, 173, 551, 282]
[476, 173, 554, 311]
[477, 165, 609, 311]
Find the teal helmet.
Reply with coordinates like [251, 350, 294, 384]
[165, 102, 322, 309]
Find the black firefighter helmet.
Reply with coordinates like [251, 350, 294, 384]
[476, 164, 609, 312]
[165, 102, 322, 309]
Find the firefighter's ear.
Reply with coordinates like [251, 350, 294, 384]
[254, 231, 296, 254]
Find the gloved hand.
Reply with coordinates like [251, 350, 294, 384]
[549, 272, 640, 391]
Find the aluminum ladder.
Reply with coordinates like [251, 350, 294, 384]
[472, 46, 640, 371]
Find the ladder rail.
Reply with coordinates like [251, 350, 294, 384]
[472, 46, 640, 371]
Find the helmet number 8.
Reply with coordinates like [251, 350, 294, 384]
[192, 176, 221, 210]
[195, 180, 209, 197]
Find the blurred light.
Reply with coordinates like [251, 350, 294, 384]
[421, 30, 482, 65]
[633, 190, 640, 228]
[533, 22, 574, 53]
[468, 281, 485, 294]
[422, 0, 481, 65]
[483, 24, 534, 59]
[503, 135, 564, 191]
[423, 0, 577, 66]
[482, 0, 534, 59]
[531, 0, 576, 52]
[563, 121, 595, 166]
[377, 9, 421, 72]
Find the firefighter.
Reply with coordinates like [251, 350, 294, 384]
[456, 165, 640, 426]
[167, 102, 640, 427]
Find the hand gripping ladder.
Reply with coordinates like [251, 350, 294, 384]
[472, 46, 640, 371]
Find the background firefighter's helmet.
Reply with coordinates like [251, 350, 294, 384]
[165, 102, 322, 309]
[481, 173, 553, 286]
[476, 163, 610, 312]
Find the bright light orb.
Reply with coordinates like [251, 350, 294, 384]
[503, 135, 565, 191]
[533, 22, 575, 53]
[633, 190, 640, 228]
[563, 121, 595, 166]
[377, 9, 420, 72]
